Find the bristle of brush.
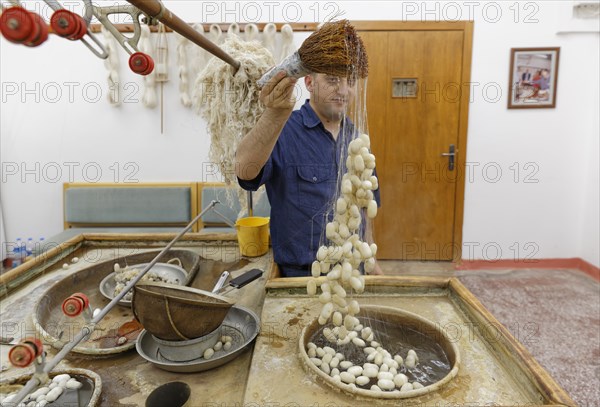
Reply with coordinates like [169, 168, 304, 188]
[298, 20, 369, 79]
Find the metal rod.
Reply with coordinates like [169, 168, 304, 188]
[126, 0, 241, 72]
[87, 22, 321, 34]
[211, 208, 236, 228]
[217, 285, 236, 296]
[247, 191, 253, 217]
[93, 4, 145, 56]
[3, 201, 219, 407]
[42, 0, 108, 59]
[43, 0, 95, 37]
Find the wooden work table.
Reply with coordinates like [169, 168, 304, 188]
[0, 233, 271, 406]
[0, 234, 575, 406]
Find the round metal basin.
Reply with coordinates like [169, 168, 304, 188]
[0, 368, 102, 406]
[32, 250, 199, 356]
[299, 305, 460, 399]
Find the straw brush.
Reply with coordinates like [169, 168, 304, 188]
[258, 19, 369, 86]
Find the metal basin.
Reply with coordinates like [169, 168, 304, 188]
[136, 306, 260, 373]
[152, 327, 222, 363]
[0, 368, 102, 407]
[32, 250, 200, 356]
[299, 305, 460, 399]
[99, 261, 188, 307]
[132, 282, 234, 341]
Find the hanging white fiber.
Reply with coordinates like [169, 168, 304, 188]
[279, 24, 296, 62]
[262, 23, 277, 58]
[155, 23, 169, 83]
[139, 24, 157, 108]
[194, 24, 221, 70]
[190, 24, 207, 78]
[174, 30, 192, 107]
[101, 25, 121, 107]
[244, 23, 259, 42]
[228, 22, 240, 37]
[194, 35, 274, 204]
[208, 23, 223, 44]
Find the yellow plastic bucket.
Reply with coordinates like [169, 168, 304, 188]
[235, 217, 270, 257]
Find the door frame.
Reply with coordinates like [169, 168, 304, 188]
[353, 21, 474, 262]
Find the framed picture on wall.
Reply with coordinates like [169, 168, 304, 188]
[508, 47, 560, 109]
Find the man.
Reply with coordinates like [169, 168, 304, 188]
[532, 69, 551, 89]
[235, 71, 382, 277]
[528, 69, 550, 100]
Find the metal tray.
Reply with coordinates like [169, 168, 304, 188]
[135, 306, 260, 373]
[99, 262, 187, 306]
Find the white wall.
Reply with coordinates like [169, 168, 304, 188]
[0, 200, 6, 260]
[1, 1, 598, 267]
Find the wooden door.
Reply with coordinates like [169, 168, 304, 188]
[360, 28, 470, 261]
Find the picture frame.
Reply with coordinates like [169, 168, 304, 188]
[508, 47, 560, 109]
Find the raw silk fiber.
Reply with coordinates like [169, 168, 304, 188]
[194, 36, 275, 186]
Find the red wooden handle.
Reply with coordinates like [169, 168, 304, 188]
[8, 338, 43, 367]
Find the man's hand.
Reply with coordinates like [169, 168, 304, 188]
[261, 71, 298, 114]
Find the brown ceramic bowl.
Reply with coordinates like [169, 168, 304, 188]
[132, 282, 234, 341]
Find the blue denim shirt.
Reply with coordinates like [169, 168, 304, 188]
[238, 100, 380, 276]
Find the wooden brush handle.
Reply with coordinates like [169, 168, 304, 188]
[126, 0, 240, 72]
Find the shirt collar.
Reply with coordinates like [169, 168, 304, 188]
[300, 100, 321, 128]
[300, 99, 353, 130]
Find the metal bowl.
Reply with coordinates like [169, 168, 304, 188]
[0, 368, 102, 406]
[132, 282, 234, 341]
[152, 326, 222, 363]
[135, 306, 260, 373]
[99, 262, 187, 307]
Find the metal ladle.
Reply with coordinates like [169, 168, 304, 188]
[211, 271, 230, 293]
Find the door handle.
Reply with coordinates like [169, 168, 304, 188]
[441, 144, 456, 171]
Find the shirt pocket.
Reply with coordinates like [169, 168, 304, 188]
[296, 165, 337, 211]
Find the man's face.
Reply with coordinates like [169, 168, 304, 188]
[305, 74, 356, 122]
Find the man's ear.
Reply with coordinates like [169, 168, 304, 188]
[305, 75, 314, 92]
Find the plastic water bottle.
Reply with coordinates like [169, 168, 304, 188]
[26, 237, 34, 258]
[37, 237, 46, 256]
[8, 248, 20, 268]
[19, 238, 27, 263]
[11, 238, 23, 268]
